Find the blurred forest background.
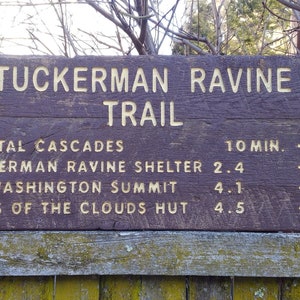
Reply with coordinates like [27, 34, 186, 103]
[0, 0, 299, 56]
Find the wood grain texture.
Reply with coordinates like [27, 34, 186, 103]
[0, 231, 300, 277]
[100, 276, 142, 300]
[0, 118, 298, 231]
[0, 56, 299, 231]
[99, 276, 186, 300]
[282, 279, 300, 300]
[139, 276, 186, 300]
[0, 276, 53, 300]
[188, 277, 232, 300]
[2, 276, 300, 299]
[54, 276, 99, 299]
[233, 278, 281, 300]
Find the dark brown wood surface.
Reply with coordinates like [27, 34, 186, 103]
[0, 55, 299, 230]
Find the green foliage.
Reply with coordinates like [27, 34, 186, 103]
[227, 0, 291, 55]
[173, 0, 292, 55]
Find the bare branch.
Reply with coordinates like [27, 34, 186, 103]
[137, 0, 147, 45]
[276, 0, 300, 11]
[176, 38, 211, 55]
[84, 0, 124, 29]
[27, 29, 56, 55]
[149, 19, 217, 54]
[85, 0, 147, 54]
[156, 0, 180, 53]
[263, 1, 300, 22]
[110, 0, 146, 54]
[78, 28, 124, 53]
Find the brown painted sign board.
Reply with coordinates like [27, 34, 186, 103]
[0, 55, 299, 230]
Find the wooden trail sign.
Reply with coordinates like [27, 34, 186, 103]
[0, 55, 299, 231]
